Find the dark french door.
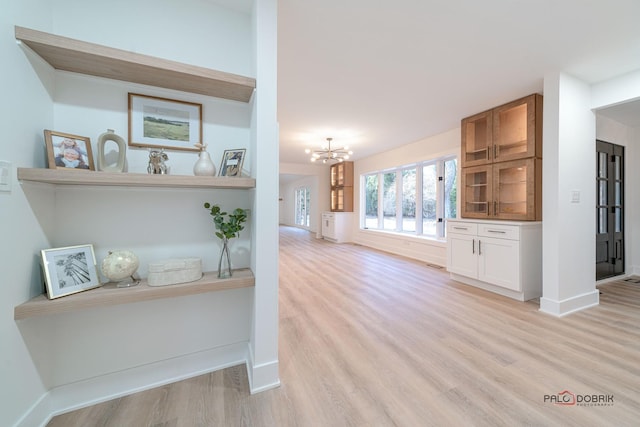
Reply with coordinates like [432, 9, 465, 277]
[596, 140, 624, 280]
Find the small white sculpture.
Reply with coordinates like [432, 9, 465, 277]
[97, 129, 126, 172]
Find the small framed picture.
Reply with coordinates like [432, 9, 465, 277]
[128, 93, 202, 152]
[219, 149, 246, 177]
[44, 130, 95, 170]
[41, 244, 101, 299]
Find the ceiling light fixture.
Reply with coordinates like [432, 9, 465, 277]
[305, 137, 353, 163]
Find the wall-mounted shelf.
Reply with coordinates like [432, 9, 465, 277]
[15, 269, 254, 320]
[15, 26, 256, 102]
[18, 168, 255, 189]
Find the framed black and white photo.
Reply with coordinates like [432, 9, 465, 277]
[219, 148, 246, 177]
[44, 130, 95, 170]
[41, 244, 101, 299]
[128, 93, 202, 152]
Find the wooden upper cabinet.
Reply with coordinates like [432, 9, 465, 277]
[493, 94, 542, 163]
[330, 162, 354, 212]
[461, 94, 542, 167]
[461, 110, 493, 167]
[460, 94, 543, 221]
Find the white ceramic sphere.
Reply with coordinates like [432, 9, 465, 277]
[101, 250, 139, 281]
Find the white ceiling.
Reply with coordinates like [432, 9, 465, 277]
[277, 0, 640, 165]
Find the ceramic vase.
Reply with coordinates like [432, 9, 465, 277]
[194, 150, 216, 176]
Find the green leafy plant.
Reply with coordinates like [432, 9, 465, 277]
[203, 203, 247, 240]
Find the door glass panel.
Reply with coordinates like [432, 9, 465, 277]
[496, 164, 527, 215]
[599, 180, 607, 206]
[496, 103, 527, 157]
[464, 118, 489, 163]
[464, 169, 488, 214]
[598, 152, 607, 178]
[615, 208, 621, 233]
[598, 208, 607, 234]
[613, 156, 621, 180]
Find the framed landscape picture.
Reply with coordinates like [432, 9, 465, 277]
[44, 130, 95, 170]
[128, 93, 202, 152]
[41, 244, 101, 299]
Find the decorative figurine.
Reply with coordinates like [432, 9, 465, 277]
[148, 150, 168, 174]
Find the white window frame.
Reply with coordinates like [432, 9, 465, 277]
[361, 155, 457, 239]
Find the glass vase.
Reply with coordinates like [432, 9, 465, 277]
[218, 237, 232, 278]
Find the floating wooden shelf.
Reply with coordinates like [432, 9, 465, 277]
[15, 269, 254, 320]
[17, 168, 255, 189]
[15, 26, 256, 102]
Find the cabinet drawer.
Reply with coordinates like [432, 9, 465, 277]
[447, 222, 478, 236]
[478, 223, 519, 240]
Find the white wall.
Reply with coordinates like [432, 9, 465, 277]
[352, 128, 459, 266]
[541, 72, 598, 316]
[280, 175, 320, 231]
[1, 1, 55, 426]
[247, 0, 280, 394]
[280, 162, 329, 237]
[2, 0, 278, 425]
[595, 115, 640, 275]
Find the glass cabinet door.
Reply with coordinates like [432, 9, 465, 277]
[461, 165, 492, 218]
[493, 94, 540, 162]
[461, 110, 493, 167]
[493, 158, 540, 220]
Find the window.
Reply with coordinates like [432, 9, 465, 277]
[361, 156, 457, 238]
[295, 187, 310, 227]
[364, 174, 379, 228]
[382, 172, 396, 230]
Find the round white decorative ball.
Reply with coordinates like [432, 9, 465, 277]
[101, 250, 139, 282]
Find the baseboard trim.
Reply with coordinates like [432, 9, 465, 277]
[246, 343, 280, 394]
[539, 290, 600, 317]
[16, 342, 248, 427]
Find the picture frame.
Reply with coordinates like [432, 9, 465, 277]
[44, 130, 95, 171]
[41, 244, 101, 299]
[219, 149, 246, 177]
[128, 93, 202, 152]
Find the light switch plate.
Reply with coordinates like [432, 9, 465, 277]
[570, 189, 580, 203]
[0, 161, 12, 192]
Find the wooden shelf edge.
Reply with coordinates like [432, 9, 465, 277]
[15, 26, 256, 102]
[14, 269, 255, 320]
[17, 168, 255, 189]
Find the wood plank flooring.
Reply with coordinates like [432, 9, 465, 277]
[48, 226, 640, 426]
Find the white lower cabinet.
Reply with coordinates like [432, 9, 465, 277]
[322, 212, 352, 243]
[447, 219, 541, 301]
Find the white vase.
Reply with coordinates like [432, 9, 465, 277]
[193, 150, 216, 176]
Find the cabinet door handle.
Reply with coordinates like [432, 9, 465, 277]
[487, 229, 506, 234]
[478, 240, 482, 255]
[472, 239, 475, 254]
[493, 201, 497, 216]
[453, 226, 468, 230]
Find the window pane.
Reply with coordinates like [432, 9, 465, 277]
[402, 169, 416, 231]
[444, 159, 457, 220]
[383, 172, 396, 230]
[422, 164, 437, 236]
[365, 174, 379, 228]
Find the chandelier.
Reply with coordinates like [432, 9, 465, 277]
[305, 137, 353, 163]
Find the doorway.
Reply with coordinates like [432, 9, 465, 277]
[596, 140, 624, 280]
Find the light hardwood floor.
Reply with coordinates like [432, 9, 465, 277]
[49, 226, 640, 426]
